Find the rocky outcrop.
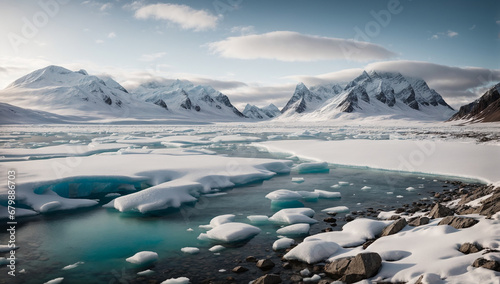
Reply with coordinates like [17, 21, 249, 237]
[408, 216, 429, 227]
[253, 274, 282, 284]
[256, 259, 275, 270]
[459, 243, 483, 254]
[428, 203, 454, 218]
[438, 216, 478, 229]
[380, 218, 407, 236]
[449, 83, 500, 122]
[472, 258, 500, 272]
[325, 252, 382, 283]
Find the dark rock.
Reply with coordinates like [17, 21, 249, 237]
[438, 216, 478, 229]
[290, 275, 302, 282]
[282, 262, 292, 269]
[322, 228, 333, 232]
[380, 218, 407, 237]
[476, 191, 500, 217]
[256, 259, 275, 270]
[232, 266, 248, 273]
[325, 257, 353, 279]
[395, 208, 405, 213]
[472, 258, 500, 272]
[408, 216, 430, 227]
[428, 203, 454, 218]
[389, 215, 401, 220]
[345, 215, 355, 222]
[253, 274, 282, 284]
[324, 217, 337, 223]
[362, 240, 375, 249]
[459, 243, 482, 254]
[325, 253, 382, 283]
[341, 253, 382, 283]
[246, 256, 257, 262]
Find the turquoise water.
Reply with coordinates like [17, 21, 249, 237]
[0, 165, 463, 284]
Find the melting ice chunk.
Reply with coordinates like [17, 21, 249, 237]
[284, 240, 340, 264]
[276, 224, 310, 236]
[126, 251, 159, 265]
[202, 222, 261, 243]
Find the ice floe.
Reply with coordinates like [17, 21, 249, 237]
[200, 222, 261, 243]
[272, 237, 295, 251]
[160, 277, 190, 284]
[269, 208, 317, 225]
[313, 189, 341, 199]
[276, 223, 310, 236]
[284, 239, 340, 264]
[126, 251, 159, 265]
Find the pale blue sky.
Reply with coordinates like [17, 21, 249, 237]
[0, 0, 499, 108]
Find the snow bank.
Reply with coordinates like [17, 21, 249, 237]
[126, 251, 159, 265]
[276, 223, 310, 236]
[284, 240, 340, 264]
[210, 135, 261, 143]
[202, 222, 261, 243]
[256, 140, 500, 184]
[0, 149, 292, 214]
[305, 218, 391, 247]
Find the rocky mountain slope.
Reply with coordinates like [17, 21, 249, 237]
[449, 83, 500, 123]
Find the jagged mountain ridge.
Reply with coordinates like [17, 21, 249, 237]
[0, 66, 246, 122]
[132, 79, 245, 118]
[449, 83, 500, 123]
[280, 70, 455, 121]
[243, 103, 281, 119]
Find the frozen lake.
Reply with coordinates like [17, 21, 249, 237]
[0, 124, 496, 284]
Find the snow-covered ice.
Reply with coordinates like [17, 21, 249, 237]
[284, 239, 340, 264]
[201, 222, 261, 243]
[272, 237, 295, 251]
[126, 251, 159, 265]
[276, 223, 311, 236]
[269, 208, 317, 225]
[265, 189, 303, 201]
[314, 189, 341, 199]
[160, 277, 190, 284]
[321, 206, 350, 214]
[180, 247, 200, 254]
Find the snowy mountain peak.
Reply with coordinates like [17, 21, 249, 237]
[280, 70, 456, 121]
[243, 103, 281, 119]
[132, 79, 245, 118]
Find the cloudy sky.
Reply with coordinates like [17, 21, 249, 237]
[1, 0, 499, 109]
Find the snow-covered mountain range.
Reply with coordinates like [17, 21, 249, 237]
[449, 83, 500, 123]
[279, 71, 455, 121]
[0, 66, 463, 124]
[131, 79, 245, 118]
[0, 66, 246, 123]
[243, 103, 281, 119]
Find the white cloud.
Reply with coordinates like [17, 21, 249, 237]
[430, 35, 439, 40]
[469, 25, 476, 30]
[288, 60, 500, 108]
[230, 25, 256, 35]
[100, 3, 112, 11]
[496, 20, 500, 25]
[95, 39, 104, 44]
[107, 32, 117, 39]
[447, 30, 459, 38]
[123, 1, 145, 11]
[134, 3, 219, 31]
[207, 31, 396, 62]
[138, 52, 167, 62]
